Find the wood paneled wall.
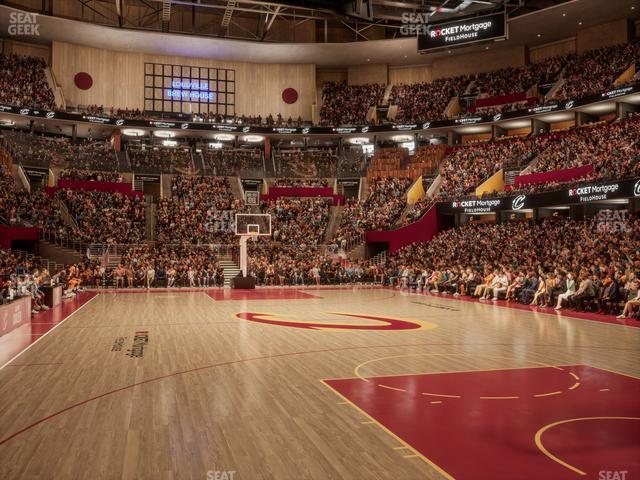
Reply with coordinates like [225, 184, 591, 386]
[1, 39, 50, 62]
[529, 38, 576, 63]
[316, 67, 348, 86]
[576, 19, 630, 53]
[347, 64, 388, 85]
[388, 65, 433, 85]
[51, 42, 316, 120]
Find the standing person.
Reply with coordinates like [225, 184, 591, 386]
[310, 265, 321, 286]
[146, 263, 155, 289]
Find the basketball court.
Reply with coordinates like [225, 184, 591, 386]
[0, 286, 638, 479]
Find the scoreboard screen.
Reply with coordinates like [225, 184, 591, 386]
[418, 12, 507, 53]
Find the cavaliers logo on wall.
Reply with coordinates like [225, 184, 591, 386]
[235, 312, 435, 331]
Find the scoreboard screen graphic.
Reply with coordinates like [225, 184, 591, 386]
[144, 62, 235, 117]
[418, 12, 507, 52]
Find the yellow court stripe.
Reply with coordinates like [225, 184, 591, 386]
[430, 401, 443, 404]
[599, 388, 610, 392]
[535, 417, 640, 476]
[403, 454, 420, 459]
[534, 391, 563, 398]
[320, 380, 455, 480]
[570, 372, 580, 381]
[479, 396, 519, 400]
[378, 384, 406, 392]
[421, 392, 461, 399]
[569, 382, 580, 390]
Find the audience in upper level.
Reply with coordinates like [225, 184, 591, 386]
[320, 81, 385, 125]
[275, 148, 338, 177]
[128, 145, 194, 174]
[59, 169, 123, 182]
[0, 54, 55, 110]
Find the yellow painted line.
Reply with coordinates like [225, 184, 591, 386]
[569, 372, 580, 381]
[569, 382, 580, 390]
[599, 388, 610, 392]
[378, 384, 406, 392]
[319, 380, 455, 480]
[479, 396, 519, 400]
[430, 401, 443, 404]
[534, 391, 563, 398]
[535, 417, 640, 476]
[421, 392, 461, 399]
[403, 454, 420, 459]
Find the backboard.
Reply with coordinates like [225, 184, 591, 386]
[235, 213, 272, 236]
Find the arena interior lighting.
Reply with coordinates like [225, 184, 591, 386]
[348, 137, 370, 145]
[391, 135, 412, 143]
[154, 130, 175, 138]
[243, 135, 264, 143]
[214, 133, 235, 141]
[162, 139, 178, 147]
[209, 142, 224, 149]
[0, 119, 15, 126]
[122, 128, 145, 137]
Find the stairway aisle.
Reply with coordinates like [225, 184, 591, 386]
[219, 256, 241, 287]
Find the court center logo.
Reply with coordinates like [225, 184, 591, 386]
[235, 312, 435, 331]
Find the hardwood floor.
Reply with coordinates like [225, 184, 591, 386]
[0, 287, 638, 479]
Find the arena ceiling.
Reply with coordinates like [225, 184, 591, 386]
[3, 0, 598, 42]
[0, 0, 637, 65]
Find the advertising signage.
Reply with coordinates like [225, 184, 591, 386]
[417, 12, 507, 53]
[0, 83, 638, 136]
[437, 178, 640, 214]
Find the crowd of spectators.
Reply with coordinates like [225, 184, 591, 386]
[201, 147, 263, 176]
[1, 130, 117, 171]
[128, 145, 194, 174]
[0, 165, 69, 235]
[56, 189, 145, 244]
[156, 176, 244, 245]
[383, 214, 640, 317]
[260, 198, 329, 245]
[274, 178, 329, 188]
[528, 117, 640, 182]
[550, 40, 640, 102]
[334, 176, 412, 247]
[0, 54, 55, 110]
[390, 76, 469, 123]
[0, 249, 54, 313]
[320, 81, 385, 125]
[59, 169, 122, 182]
[275, 148, 338, 178]
[436, 136, 547, 198]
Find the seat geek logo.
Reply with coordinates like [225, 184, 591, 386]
[8, 12, 40, 36]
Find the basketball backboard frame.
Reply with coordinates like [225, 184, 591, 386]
[235, 213, 272, 236]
